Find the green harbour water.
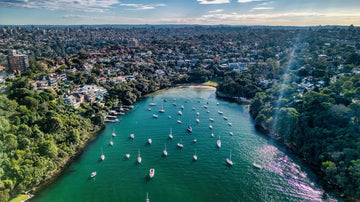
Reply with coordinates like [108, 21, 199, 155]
[32, 87, 338, 202]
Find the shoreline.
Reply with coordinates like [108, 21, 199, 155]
[29, 126, 105, 199]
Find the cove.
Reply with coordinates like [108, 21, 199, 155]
[32, 87, 339, 201]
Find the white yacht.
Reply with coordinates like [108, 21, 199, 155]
[130, 133, 135, 139]
[126, 153, 130, 158]
[137, 149, 142, 164]
[196, 112, 200, 116]
[177, 120, 182, 124]
[226, 150, 233, 166]
[178, 110, 182, 115]
[206, 110, 210, 113]
[228, 122, 232, 126]
[100, 148, 105, 161]
[90, 171, 96, 178]
[148, 138, 152, 144]
[209, 125, 213, 129]
[218, 111, 223, 114]
[193, 139, 197, 143]
[163, 143, 168, 156]
[229, 132, 233, 136]
[149, 168, 155, 178]
[153, 114, 158, 118]
[253, 162, 262, 169]
[224, 116, 228, 120]
[211, 133, 214, 137]
[193, 149, 197, 161]
[168, 115, 172, 119]
[173, 102, 177, 106]
[217, 102, 219, 105]
[148, 108, 151, 111]
[209, 118, 214, 122]
[169, 128, 173, 139]
[112, 129, 116, 137]
[110, 137, 113, 146]
[181, 105, 184, 109]
[204, 105, 208, 108]
[192, 107, 196, 110]
[159, 104, 165, 113]
[217, 136, 221, 148]
[177, 139, 183, 148]
[149, 103, 156, 106]
[196, 118, 200, 123]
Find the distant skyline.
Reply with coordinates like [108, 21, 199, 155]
[0, 0, 359, 26]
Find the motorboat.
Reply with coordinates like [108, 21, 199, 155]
[211, 133, 214, 137]
[196, 119, 200, 123]
[168, 115, 172, 119]
[226, 150, 233, 166]
[177, 120, 182, 124]
[229, 132, 233, 136]
[149, 103, 156, 106]
[217, 136, 221, 148]
[206, 110, 210, 113]
[153, 114, 158, 118]
[196, 112, 200, 116]
[137, 149, 142, 164]
[181, 105, 184, 109]
[224, 116, 228, 120]
[149, 168, 155, 178]
[146, 192, 150, 202]
[209, 125, 213, 129]
[112, 129, 116, 137]
[173, 102, 177, 106]
[228, 122, 232, 126]
[90, 171, 96, 178]
[218, 111, 223, 114]
[148, 108, 151, 111]
[130, 133, 135, 139]
[217, 102, 219, 105]
[148, 138, 152, 144]
[187, 126, 192, 133]
[209, 118, 214, 122]
[192, 107, 196, 110]
[193, 139, 197, 143]
[204, 105, 208, 108]
[159, 109, 165, 113]
[178, 110, 182, 115]
[110, 137, 113, 146]
[126, 153, 130, 158]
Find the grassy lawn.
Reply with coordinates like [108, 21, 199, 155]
[9, 194, 30, 202]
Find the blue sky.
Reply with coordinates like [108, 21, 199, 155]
[0, 0, 359, 25]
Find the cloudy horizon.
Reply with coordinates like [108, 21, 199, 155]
[0, 0, 359, 26]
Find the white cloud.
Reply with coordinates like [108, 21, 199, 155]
[209, 9, 224, 13]
[237, 0, 262, 3]
[251, 6, 274, 11]
[119, 3, 165, 10]
[0, 0, 121, 12]
[197, 0, 230, 5]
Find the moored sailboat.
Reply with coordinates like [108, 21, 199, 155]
[217, 136, 221, 148]
[163, 143, 168, 156]
[137, 149, 142, 164]
[226, 150, 233, 166]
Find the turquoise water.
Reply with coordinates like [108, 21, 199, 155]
[32, 87, 338, 202]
